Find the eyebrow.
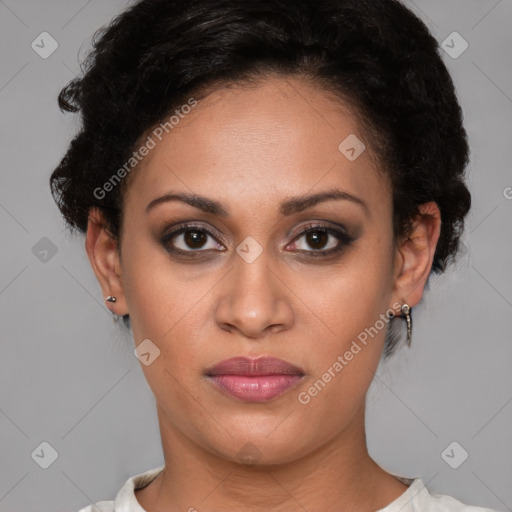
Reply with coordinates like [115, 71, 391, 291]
[145, 188, 368, 217]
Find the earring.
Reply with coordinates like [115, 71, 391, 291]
[401, 303, 412, 347]
[105, 296, 118, 322]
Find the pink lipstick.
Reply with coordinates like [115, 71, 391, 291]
[204, 356, 305, 402]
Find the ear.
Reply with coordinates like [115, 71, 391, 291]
[85, 208, 128, 315]
[390, 201, 441, 312]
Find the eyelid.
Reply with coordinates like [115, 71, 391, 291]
[160, 221, 228, 246]
[287, 220, 350, 241]
[160, 219, 353, 255]
[285, 222, 354, 256]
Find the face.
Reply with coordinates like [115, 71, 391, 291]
[110, 76, 403, 464]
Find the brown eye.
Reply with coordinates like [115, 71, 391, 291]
[304, 230, 330, 250]
[287, 224, 355, 257]
[182, 229, 208, 249]
[161, 224, 225, 255]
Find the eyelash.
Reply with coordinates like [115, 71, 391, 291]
[160, 221, 355, 259]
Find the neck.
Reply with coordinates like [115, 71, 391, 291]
[135, 402, 408, 512]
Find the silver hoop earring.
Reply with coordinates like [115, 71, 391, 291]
[401, 303, 412, 347]
[105, 296, 117, 303]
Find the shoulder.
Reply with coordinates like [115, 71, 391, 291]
[380, 477, 502, 512]
[427, 491, 501, 512]
[75, 465, 165, 512]
[77, 500, 114, 512]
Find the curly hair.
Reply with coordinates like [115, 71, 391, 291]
[50, 0, 471, 357]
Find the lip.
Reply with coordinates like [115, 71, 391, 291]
[205, 357, 305, 402]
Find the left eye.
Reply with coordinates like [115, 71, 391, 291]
[287, 226, 348, 253]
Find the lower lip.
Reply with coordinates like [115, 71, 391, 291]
[208, 375, 303, 402]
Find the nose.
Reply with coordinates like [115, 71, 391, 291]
[214, 250, 295, 340]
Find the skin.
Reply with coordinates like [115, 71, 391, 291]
[85, 75, 441, 512]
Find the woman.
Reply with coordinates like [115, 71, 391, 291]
[50, 0, 499, 510]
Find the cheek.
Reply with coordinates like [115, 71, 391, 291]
[120, 228, 184, 338]
[120, 238, 215, 378]
[311, 237, 394, 334]
[121, 214, 395, 358]
[297, 237, 394, 392]
[295, 278, 390, 435]
[122, 252, 210, 420]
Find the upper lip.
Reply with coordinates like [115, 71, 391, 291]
[205, 356, 305, 376]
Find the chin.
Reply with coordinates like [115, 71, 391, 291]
[201, 422, 317, 467]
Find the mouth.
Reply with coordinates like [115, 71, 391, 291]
[204, 356, 305, 402]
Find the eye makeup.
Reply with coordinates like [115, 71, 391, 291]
[157, 218, 359, 261]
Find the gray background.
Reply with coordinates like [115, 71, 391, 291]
[1, 1, 511, 511]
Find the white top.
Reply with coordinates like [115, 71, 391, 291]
[77, 465, 500, 512]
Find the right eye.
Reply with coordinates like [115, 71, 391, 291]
[160, 223, 226, 256]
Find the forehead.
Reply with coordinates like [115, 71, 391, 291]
[123, 75, 391, 217]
